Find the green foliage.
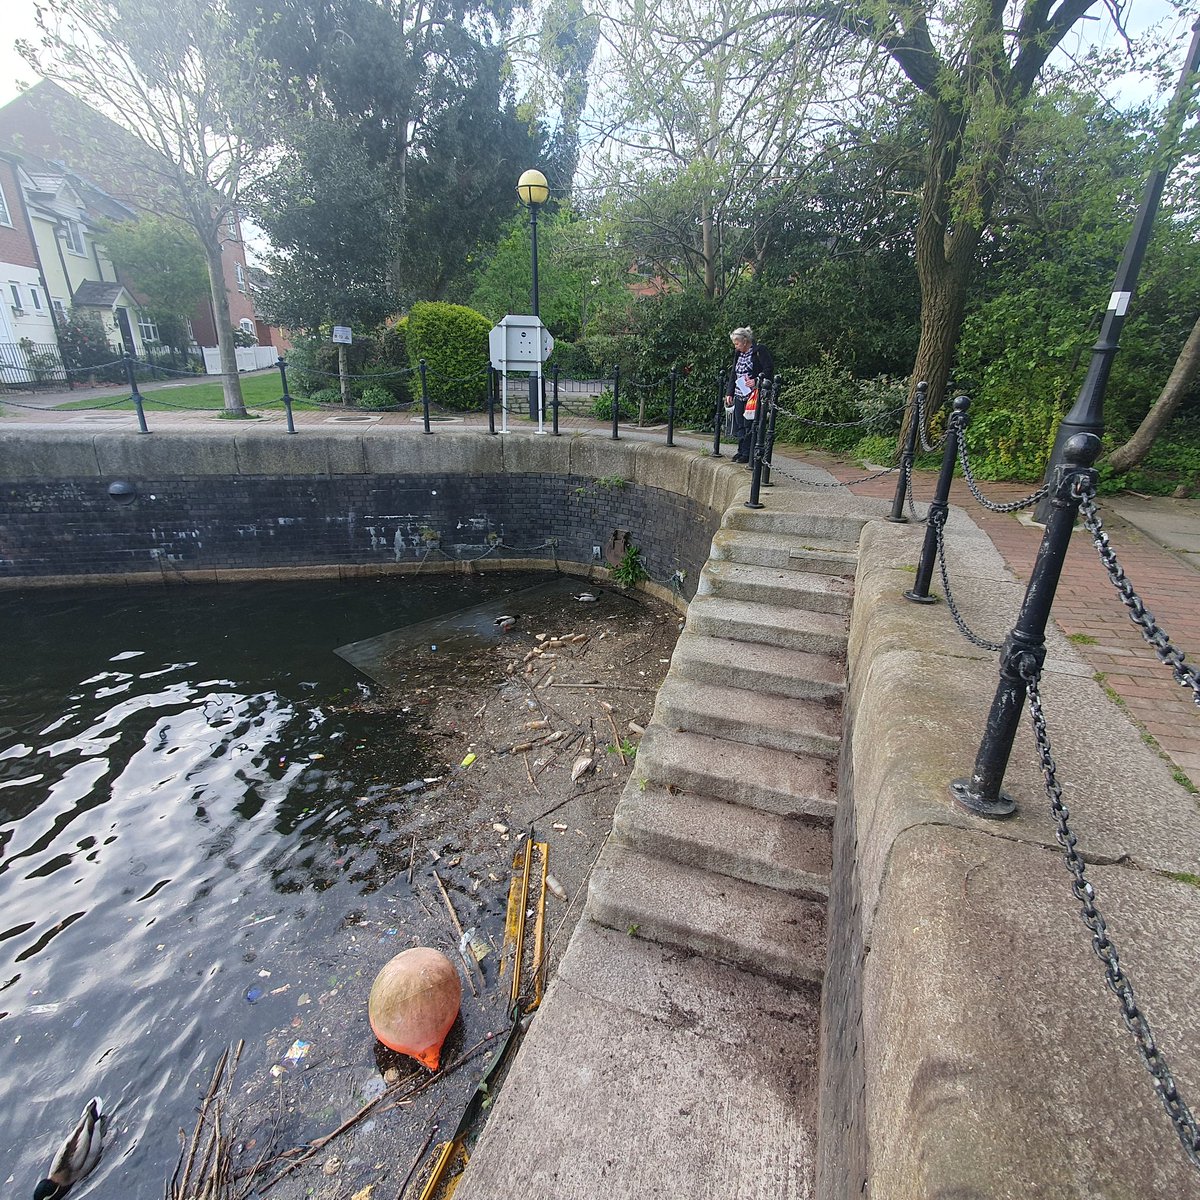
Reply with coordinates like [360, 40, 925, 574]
[101, 214, 209, 320]
[611, 544, 649, 589]
[773, 358, 906, 454]
[58, 309, 120, 378]
[405, 302, 491, 410]
[358, 385, 395, 410]
[851, 433, 898, 467]
[305, 387, 342, 406]
[287, 327, 411, 404]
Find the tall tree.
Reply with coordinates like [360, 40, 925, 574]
[812, 0, 1133, 413]
[19, 0, 279, 416]
[585, 0, 848, 300]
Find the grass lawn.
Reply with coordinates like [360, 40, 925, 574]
[55, 373, 290, 412]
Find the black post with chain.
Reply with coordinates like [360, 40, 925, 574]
[905, 395, 968, 604]
[888, 381, 925, 523]
[761, 377, 781, 487]
[950, 433, 1101, 817]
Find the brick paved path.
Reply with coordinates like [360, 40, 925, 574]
[794, 449, 1200, 790]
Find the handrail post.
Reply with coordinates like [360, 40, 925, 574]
[419, 358, 431, 434]
[744, 374, 768, 508]
[487, 366, 497, 435]
[888, 381, 926, 522]
[950, 434, 1102, 817]
[552, 365, 561, 435]
[277, 357, 296, 434]
[610, 364, 620, 440]
[666, 368, 677, 447]
[712, 371, 725, 458]
[761, 376, 780, 486]
[904, 396, 968, 604]
[125, 351, 149, 434]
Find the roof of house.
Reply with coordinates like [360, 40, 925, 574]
[72, 281, 129, 308]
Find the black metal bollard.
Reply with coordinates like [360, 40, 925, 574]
[712, 372, 725, 458]
[124, 352, 149, 434]
[419, 359, 431, 434]
[610, 365, 621, 440]
[552, 365, 561, 436]
[487, 367, 497, 435]
[904, 396, 968, 604]
[667, 368, 677, 447]
[888, 381, 926, 522]
[761, 377, 780, 486]
[277, 357, 297, 434]
[744, 375, 768, 508]
[950, 434, 1102, 818]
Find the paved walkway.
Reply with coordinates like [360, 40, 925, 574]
[798, 450, 1200, 789]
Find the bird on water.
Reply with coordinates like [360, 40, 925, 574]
[33, 1097, 106, 1200]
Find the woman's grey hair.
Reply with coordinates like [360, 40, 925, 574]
[729, 327, 753, 343]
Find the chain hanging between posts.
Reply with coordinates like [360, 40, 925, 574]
[1076, 485, 1200, 706]
[768, 460, 899, 490]
[956, 437, 1051, 513]
[1020, 659, 1200, 1170]
[931, 509, 1003, 652]
[914, 391, 951, 455]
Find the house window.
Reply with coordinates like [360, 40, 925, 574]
[53, 298, 67, 320]
[227, 212, 239, 239]
[0, 182, 11, 227]
[9, 282, 23, 312]
[29, 287, 42, 311]
[239, 318, 256, 338]
[63, 219, 85, 255]
[137, 314, 159, 344]
[235, 262, 247, 292]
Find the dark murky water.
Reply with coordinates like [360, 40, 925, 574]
[0, 574, 552, 1198]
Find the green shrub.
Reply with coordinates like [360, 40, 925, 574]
[852, 433, 899, 466]
[406, 301, 491, 411]
[358, 385, 395, 410]
[305, 386, 342, 406]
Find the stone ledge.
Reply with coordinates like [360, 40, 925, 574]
[834, 506, 1200, 1197]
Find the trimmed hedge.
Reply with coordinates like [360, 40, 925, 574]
[406, 302, 491, 410]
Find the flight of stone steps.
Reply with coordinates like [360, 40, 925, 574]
[584, 501, 869, 988]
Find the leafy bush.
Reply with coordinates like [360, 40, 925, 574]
[59, 309, 121, 380]
[305, 387, 342, 407]
[358, 385, 395, 410]
[406, 302, 491, 411]
[852, 433, 899, 466]
[286, 325, 412, 404]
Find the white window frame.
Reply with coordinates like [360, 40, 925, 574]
[235, 261, 247, 292]
[239, 317, 256, 338]
[29, 286, 42, 311]
[137, 314, 160, 344]
[227, 212, 239, 239]
[9, 281, 23, 312]
[0, 182, 12, 227]
[63, 218, 85, 255]
[52, 298, 67, 320]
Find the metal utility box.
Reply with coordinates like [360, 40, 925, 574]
[488, 316, 554, 369]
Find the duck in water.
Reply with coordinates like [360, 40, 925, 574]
[33, 1097, 106, 1200]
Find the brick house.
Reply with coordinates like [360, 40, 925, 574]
[0, 82, 271, 364]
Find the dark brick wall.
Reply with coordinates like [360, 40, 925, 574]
[0, 472, 718, 598]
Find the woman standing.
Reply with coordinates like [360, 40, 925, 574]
[725, 327, 774, 463]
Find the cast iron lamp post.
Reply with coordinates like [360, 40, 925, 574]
[517, 169, 550, 419]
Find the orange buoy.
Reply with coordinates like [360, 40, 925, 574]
[368, 947, 461, 1070]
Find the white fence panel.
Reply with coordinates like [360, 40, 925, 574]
[202, 346, 279, 374]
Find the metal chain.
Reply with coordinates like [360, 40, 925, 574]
[768, 460, 899, 489]
[932, 510, 1003, 651]
[774, 403, 905, 429]
[1077, 485, 1200, 706]
[957, 436, 1051, 513]
[1021, 659, 1200, 1171]
[905, 456, 928, 522]
[914, 391, 951, 454]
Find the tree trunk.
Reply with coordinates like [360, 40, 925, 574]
[338, 342, 350, 405]
[1104, 314, 1200, 474]
[203, 238, 247, 417]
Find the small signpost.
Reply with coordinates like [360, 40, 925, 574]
[331, 326, 353, 403]
[488, 315, 554, 434]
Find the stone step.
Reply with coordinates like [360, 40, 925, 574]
[653, 675, 842, 759]
[709, 527, 859, 576]
[698, 559, 854, 614]
[634, 724, 838, 821]
[586, 843, 828, 985]
[722, 507, 869, 542]
[686, 594, 849, 656]
[613, 780, 831, 900]
[673, 632, 845, 702]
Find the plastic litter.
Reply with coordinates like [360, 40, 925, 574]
[283, 1039, 311, 1068]
[244, 987, 263, 1004]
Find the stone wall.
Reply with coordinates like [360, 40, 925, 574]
[0, 430, 742, 591]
